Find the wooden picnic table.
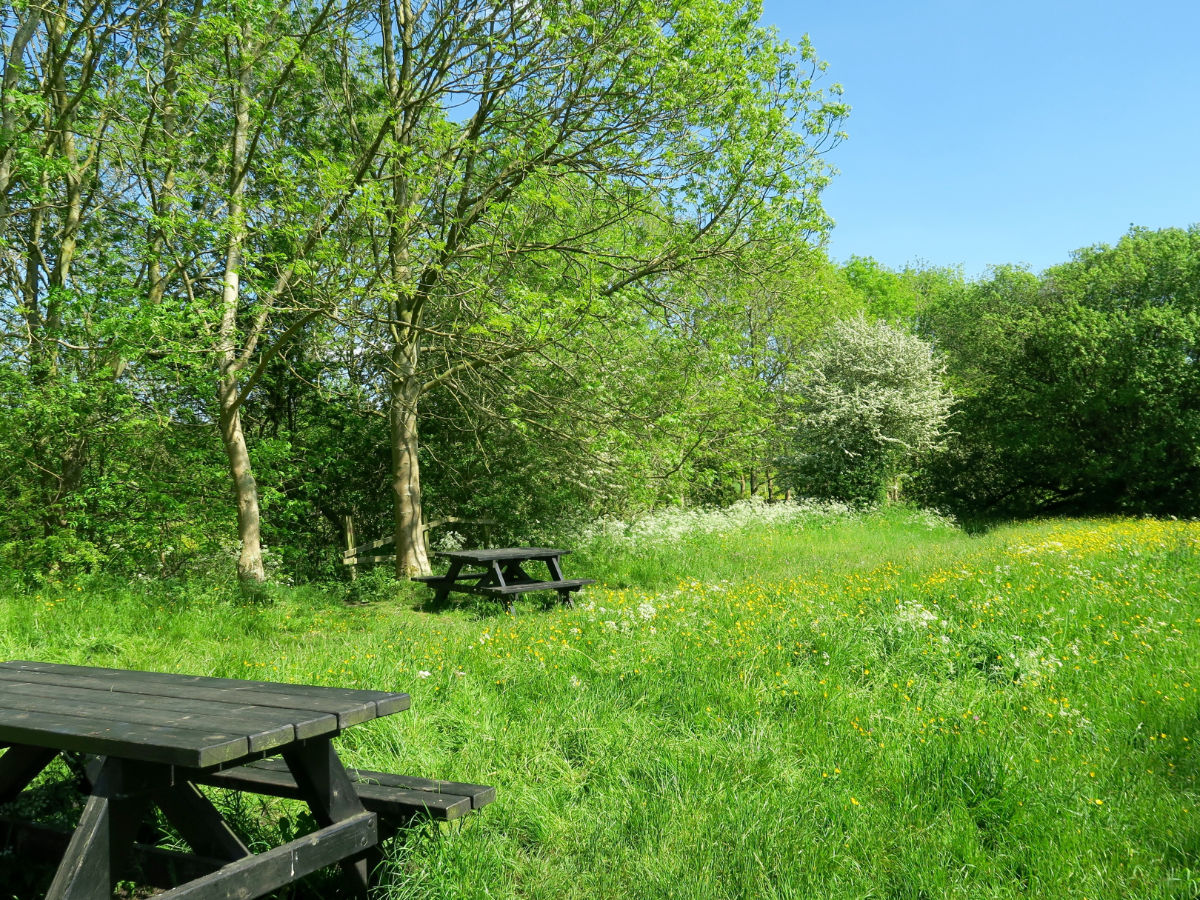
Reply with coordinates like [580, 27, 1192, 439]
[0, 660, 409, 899]
[413, 547, 595, 612]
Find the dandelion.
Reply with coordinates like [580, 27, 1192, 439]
[417, 670, 431, 678]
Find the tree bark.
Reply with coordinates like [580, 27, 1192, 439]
[216, 22, 265, 584]
[389, 340, 430, 576]
[381, 0, 430, 577]
[218, 376, 265, 582]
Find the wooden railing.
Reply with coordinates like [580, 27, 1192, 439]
[341, 515, 497, 578]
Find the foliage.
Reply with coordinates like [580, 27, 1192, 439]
[841, 256, 965, 323]
[782, 316, 954, 503]
[919, 227, 1200, 518]
[0, 0, 848, 580]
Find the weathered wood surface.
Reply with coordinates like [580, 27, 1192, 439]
[480, 579, 594, 595]
[0, 661, 409, 716]
[436, 547, 571, 563]
[0, 662, 409, 768]
[413, 548, 593, 612]
[194, 758, 495, 825]
[0, 662, 419, 898]
[151, 812, 376, 900]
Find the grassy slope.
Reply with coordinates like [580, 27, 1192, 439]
[1, 510, 1198, 899]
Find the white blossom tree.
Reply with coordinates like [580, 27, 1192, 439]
[783, 315, 953, 503]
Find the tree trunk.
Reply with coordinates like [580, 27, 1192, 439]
[218, 376, 265, 582]
[380, 0, 429, 578]
[390, 339, 430, 577]
[216, 23, 265, 584]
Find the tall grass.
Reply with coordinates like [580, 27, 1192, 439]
[1, 507, 1197, 898]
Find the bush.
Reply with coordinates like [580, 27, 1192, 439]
[781, 316, 953, 504]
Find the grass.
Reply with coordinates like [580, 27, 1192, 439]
[1, 506, 1198, 898]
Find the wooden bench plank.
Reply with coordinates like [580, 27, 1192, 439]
[479, 579, 594, 595]
[192, 759, 492, 823]
[152, 811, 376, 900]
[250, 757, 496, 810]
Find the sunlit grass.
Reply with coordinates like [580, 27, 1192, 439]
[1, 510, 1198, 898]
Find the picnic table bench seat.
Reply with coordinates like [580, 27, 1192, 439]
[194, 757, 495, 830]
[479, 578, 594, 596]
[413, 574, 594, 594]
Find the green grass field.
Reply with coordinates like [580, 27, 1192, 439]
[2, 507, 1198, 899]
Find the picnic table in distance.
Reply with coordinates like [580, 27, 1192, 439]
[0, 660, 493, 899]
[412, 547, 595, 612]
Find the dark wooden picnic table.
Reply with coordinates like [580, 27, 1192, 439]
[413, 547, 595, 612]
[0, 660, 409, 899]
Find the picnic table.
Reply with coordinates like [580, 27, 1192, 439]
[413, 547, 595, 612]
[0, 660, 493, 899]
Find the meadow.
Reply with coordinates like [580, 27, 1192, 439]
[1, 504, 1198, 899]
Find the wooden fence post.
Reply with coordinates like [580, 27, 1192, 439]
[344, 516, 357, 582]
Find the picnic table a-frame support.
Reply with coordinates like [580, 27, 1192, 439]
[0, 740, 377, 900]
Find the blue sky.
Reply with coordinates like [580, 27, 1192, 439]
[759, 0, 1200, 278]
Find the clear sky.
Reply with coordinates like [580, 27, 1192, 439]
[759, 0, 1200, 278]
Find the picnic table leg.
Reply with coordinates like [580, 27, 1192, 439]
[484, 561, 517, 614]
[155, 779, 251, 862]
[46, 756, 149, 900]
[546, 556, 575, 607]
[500, 561, 535, 584]
[434, 559, 465, 605]
[283, 739, 375, 897]
[0, 743, 58, 803]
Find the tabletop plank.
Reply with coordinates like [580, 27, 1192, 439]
[0, 674, 338, 741]
[0, 664, 408, 728]
[0, 707, 248, 767]
[0, 661, 409, 717]
[0, 682, 307, 753]
[436, 548, 569, 563]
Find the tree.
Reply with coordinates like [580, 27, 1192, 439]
[0, 0, 155, 568]
[358, 0, 847, 574]
[782, 315, 953, 503]
[919, 227, 1200, 517]
[124, 0, 397, 584]
[0, 1, 849, 582]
